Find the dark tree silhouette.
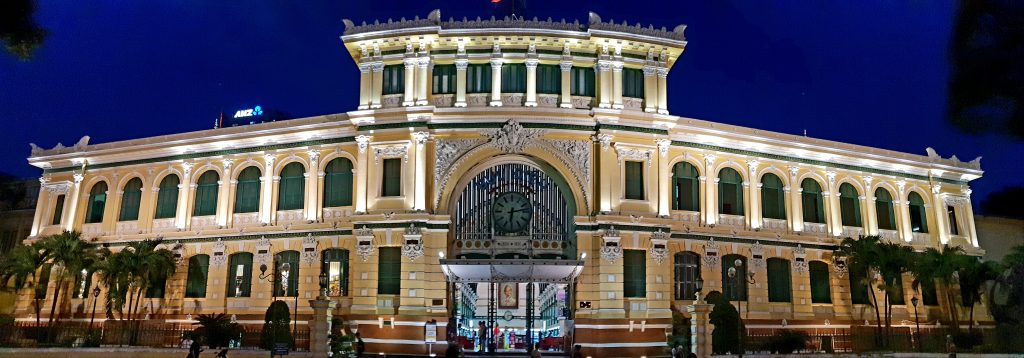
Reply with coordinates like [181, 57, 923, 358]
[981, 186, 1024, 219]
[948, 1, 1024, 140]
[0, 0, 46, 60]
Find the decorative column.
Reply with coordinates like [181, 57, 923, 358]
[489, 57, 503, 107]
[259, 155, 276, 224]
[30, 178, 50, 237]
[403, 55, 417, 107]
[746, 160, 761, 229]
[788, 167, 803, 232]
[454, 59, 468, 107]
[657, 66, 669, 115]
[596, 60, 612, 108]
[176, 163, 194, 229]
[896, 181, 913, 242]
[416, 45, 430, 106]
[370, 62, 384, 109]
[643, 64, 658, 113]
[412, 132, 430, 211]
[63, 174, 84, 232]
[703, 154, 717, 225]
[308, 298, 336, 358]
[687, 302, 714, 358]
[825, 171, 841, 236]
[611, 61, 624, 109]
[354, 136, 371, 214]
[862, 176, 877, 235]
[962, 188, 979, 247]
[358, 62, 372, 110]
[657, 139, 671, 216]
[559, 60, 573, 108]
[595, 133, 614, 213]
[216, 159, 233, 227]
[305, 150, 320, 222]
[524, 58, 539, 107]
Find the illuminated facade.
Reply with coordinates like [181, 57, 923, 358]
[20, 10, 987, 357]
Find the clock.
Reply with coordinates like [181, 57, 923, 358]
[491, 192, 533, 234]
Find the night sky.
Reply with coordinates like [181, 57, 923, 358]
[1, 1, 1020, 211]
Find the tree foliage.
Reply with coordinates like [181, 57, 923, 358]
[260, 300, 293, 350]
[193, 313, 243, 349]
[0, 0, 46, 61]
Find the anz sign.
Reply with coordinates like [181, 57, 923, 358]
[233, 105, 263, 119]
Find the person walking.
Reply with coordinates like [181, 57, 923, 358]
[356, 332, 366, 357]
[530, 343, 542, 358]
[186, 339, 203, 358]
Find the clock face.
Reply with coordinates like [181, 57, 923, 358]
[491, 192, 533, 234]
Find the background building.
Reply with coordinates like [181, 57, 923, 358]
[16, 11, 987, 357]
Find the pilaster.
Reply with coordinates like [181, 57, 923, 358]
[703, 155, 717, 225]
[403, 58, 417, 107]
[176, 163, 194, 229]
[788, 167, 803, 232]
[412, 132, 429, 211]
[216, 159, 233, 227]
[643, 66, 658, 113]
[559, 61, 573, 108]
[611, 62, 624, 109]
[370, 62, 384, 109]
[657, 67, 669, 115]
[415, 52, 430, 106]
[489, 58, 503, 106]
[358, 63, 372, 110]
[355, 136, 371, 213]
[454, 59, 468, 108]
[29, 179, 49, 237]
[596, 61, 611, 108]
[524, 59, 538, 107]
[305, 150, 320, 222]
[259, 156, 275, 224]
[64, 174, 84, 232]
[746, 160, 760, 229]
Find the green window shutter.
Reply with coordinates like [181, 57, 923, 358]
[73, 271, 94, 299]
[323, 158, 354, 207]
[624, 161, 645, 200]
[432, 64, 456, 94]
[501, 63, 527, 93]
[908, 192, 928, 233]
[467, 64, 492, 93]
[146, 273, 167, 298]
[718, 168, 744, 215]
[155, 175, 180, 219]
[277, 162, 306, 210]
[622, 68, 645, 98]
[51, 195, 65, 225]
[767, 258, 792, 302]
[801, 179, 825, 224]
[322, 249, 350, 297]
[761, 174, 786, 220]
[381, 158, 402, 197]
[85, 182, 108, 224]
[875, 188, 896, 230]
[35, 264, 52, 299]
[623, 250, 646, 298]
[673, 252, 700, 300]
[274, 251, 300, 297]
[839, 183, 862, 227]
[233, 166, 261, 213]
[378, 247, 401, 295]
[849, 266, 870, 304]
[671, 162, 699, 211]
[185, 255, 210, 298]
[570, 66, 595, 96]
[885, 274, 905, 305]
[809, 261, 832, 303]
[721, 254, 748, 300]
[537, 64, 561, 94]
[921, 279, 939, 306]
[119, 178, 143, 221]
[382, 64, 405, 95]
[227, 252, 253, 297]
[948, 206, 960, 235]
[193, 171, 219, 216]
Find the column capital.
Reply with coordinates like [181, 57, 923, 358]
[355, 135, 372, 153]
[489, 58, 503, 68]
[524, 58, 539, 68]
[412, 131, 431, 145]
[455, 59, 468, 69]
[307, 149, 321, 162]
[560, 61, 573, 71]
[657, 67, 669, 78]
[73, 173, 85, 184]
[370, 62, 384, 72]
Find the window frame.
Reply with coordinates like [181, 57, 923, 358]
[192, 171, 219, 217]
[622, 67, 645, 98]
[85, 182, 108, 224]
[673, 251, 700, 300]
[184, 254, 210, 298]
[809, 261, 832, 303]
[623, 249, 647, 298]
[570, 66, 595, 97]
[761, 173, 786, 220]
[381, 158, 403, 197]
[501, 63, 527, 93]
[226, 252, 253, 298]
[718, 168, 745, 216]
[382, 64, 405, 95]
[277, 162, 306, 211]
[908, 192, 928, 233]
[431, 64, 456, 94]
[378, 247, 401, 295]
[801, 179, 826, 224]
[623, 160, 645, 200]
[767, 258, 792, 302]
[536, 64, 561, 94]
[671, 162, 700, 211]
[118, 178, 143, 222]
[323, 158, 354, 207]
[875, 188, 897, 230]
[233, 166, 262, 214]
[839, 183, 862, 227]
[466, 64, 492, 94]
[322, 249, 350, 297]
[154, 174, 180, 219]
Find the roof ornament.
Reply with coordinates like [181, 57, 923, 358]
[588, 12, 602, 25]
[427, 9, 441, 24]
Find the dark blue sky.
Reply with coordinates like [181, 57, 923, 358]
[1, 0, 1020, 210]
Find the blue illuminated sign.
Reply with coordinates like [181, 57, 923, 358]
[233, 105, 263, 119]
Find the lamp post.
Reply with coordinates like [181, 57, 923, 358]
[728, 259, 755, 358]
[319, 270, 329, 299]
[695, 277, 704, 301]
[911, 296, 921, 352]
[88, 286, 101, 331]
[258, 254, 281, 357]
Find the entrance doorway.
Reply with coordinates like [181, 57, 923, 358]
[453, 282, 570, 353]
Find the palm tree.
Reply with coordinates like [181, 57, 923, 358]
[957, 257, 1000, 331]
[836, 236, 884, 341]
[913, 245, 967, 328]
[193, 313, 243, 349]
[874, 241, 914, 343]
[94, 238, 176, 344]
[36, 231, 101, 335]
[0, 240, 49, 328]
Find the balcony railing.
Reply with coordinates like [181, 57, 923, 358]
[718, 214, 745, 228]
[803, 222, 828, 235]
[841, 226, 863, 238]
[761, 218, 788, 232]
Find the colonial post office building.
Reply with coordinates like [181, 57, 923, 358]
[21, 11, 986, 357]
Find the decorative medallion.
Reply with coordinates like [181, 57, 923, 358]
[601, 227, 623, 263]
[485, 119, 545, 153]
[210, 239, 227, 267]
[649, 230, 670, 264]
[172, 242, 186, 266]
[255, 236, 272, 267]
[749, 241, 766, 272]
[301, 234, 319, 266]
[355, 226, 375, 262]
[703, 239, 720, 268]
[402, 224, 424, 261]
[793, 245, 808, 274]
[374, 144, 409, 163]
[833, 255, 848, 278]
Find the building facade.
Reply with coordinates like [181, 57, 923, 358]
[18, 11, 987, 357]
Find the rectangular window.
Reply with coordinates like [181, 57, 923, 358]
[35, 264, 52, 299]
[51, 195, 65, 225]
[887, 275, 905, 305]
[145, 274, 167, 298]
[947, 206, 960, 235]
[432, 64, 456, 94]
[536, 64, 561, 94]
[624, 161, 644, 200]
[809, 262, 832, 303]
[570, 67, 595, 96]
[227, 254, 253, 298]
[466, 64, 491, 93]
[322, 250, 349, 297]
[802, 192, 825, 223]
[767, 259, 792, 302]
[622, 68, 645, 98]
[501, 63, 527, 93]
[378, 247, 401, 295]
[381, 158, 402, 197]
[382, 64, 405, 95]
[623, 250, 646, 298]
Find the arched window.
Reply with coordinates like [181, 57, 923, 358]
[323, 158, 354, 207]
[908, 192, 928, 233]
[193, 171, 219, 216]
[767, 258, 792, 302]
[673, 252, 701, 300]
[809, 261, 832, 303]
[278, 163, 305, 211]
[227, 252, 253, 298]
[721, 254, 748, 301]
[322, 249, 349, 297]
[718, 168, 744, 216]
[185, 254, 210, 298]
[839, 183, 862, 227]
[275, 251, 300, 297]
[875, 188, 896, 230]
[145, 272, 167, 299]
[118, 178, 143, 221]
[154, 175, 179, 219]
[234, 166, 261, 213]
[801, 179, 826, 224]
[885, 273, 905, 305]
[761, 173, 786, 220]
[671, 162, 699, 211]
[849, 265, 870, 305]
[85, 182, 108, 224]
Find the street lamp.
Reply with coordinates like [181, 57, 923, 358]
[728, 259, 755, 358]
[695, 277, 704, 301]
[911, 296, 921, 352]
[88, 286, 101, 331]
[319, 271, 329, 299]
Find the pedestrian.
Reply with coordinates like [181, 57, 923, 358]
[356, 332, 366, 357]
[187, 339, 203, 358]
[572, 344, 583, 358]
[530, 342, 542, 358]
[215, 348, 229, 358]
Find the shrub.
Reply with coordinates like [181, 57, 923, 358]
[259, 300, 293, 350]
[952, 330, 983, 351]
[763, 330, 809, 354]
